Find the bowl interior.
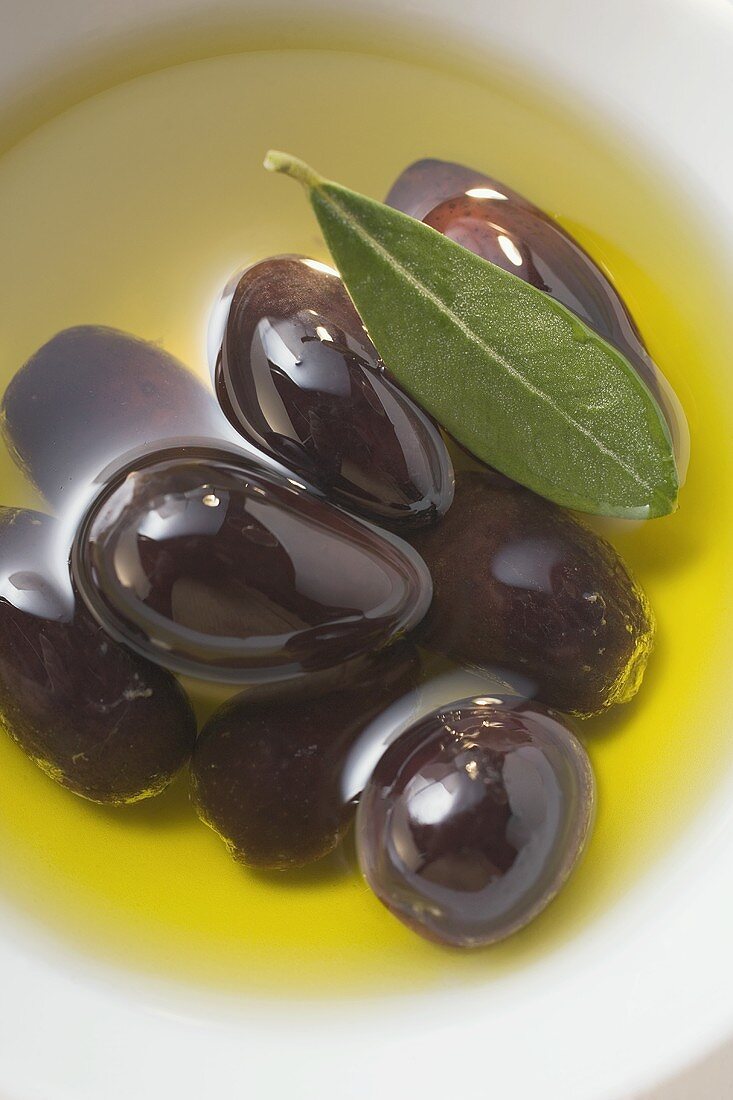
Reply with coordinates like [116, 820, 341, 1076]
[1, 2, 733, 1098]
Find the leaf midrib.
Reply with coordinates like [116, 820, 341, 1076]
[320, 184, 658, 497]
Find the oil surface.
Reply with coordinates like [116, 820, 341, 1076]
[0, 46, 731, 996]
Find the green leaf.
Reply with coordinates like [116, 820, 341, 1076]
[264, 150, 678, 519]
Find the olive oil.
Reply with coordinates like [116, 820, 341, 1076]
[0, 46, 731, 995]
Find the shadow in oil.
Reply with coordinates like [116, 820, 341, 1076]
[82, 769, 196, 831]
[581, 632, 670, 745]
[246, 826, 358, 890]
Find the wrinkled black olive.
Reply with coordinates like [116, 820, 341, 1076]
[1, 325, 231, 513]
[72, 447, 433, 683]
[356, 696, 594, 946]
[387, 159, 686, 461]
[213, 255, 454, 528]
[191, 644, 421, 868]
[408, 470, 654, 717]
[0, 507, 196, 803]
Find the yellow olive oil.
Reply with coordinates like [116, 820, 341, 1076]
[0, 45, 731, 995]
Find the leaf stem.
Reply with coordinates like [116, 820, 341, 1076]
[263, 150, 322, 190]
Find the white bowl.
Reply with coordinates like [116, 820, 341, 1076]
[1, 1, 733, 1098]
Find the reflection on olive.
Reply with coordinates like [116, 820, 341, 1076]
[0, 325, 231, 514]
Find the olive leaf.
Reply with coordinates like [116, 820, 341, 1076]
[264, 151, 678, 519]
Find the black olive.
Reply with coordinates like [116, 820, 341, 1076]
[387, 159, 686, 459]
[357, 696, 594, 946]
[408, 470, 654, 717]
[0, 507, 196, 803]
[213, 255, 454, 529]
[191, 645, 421, 868]
[72, 448, 433, 683]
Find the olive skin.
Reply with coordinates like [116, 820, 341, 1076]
[0, 508, 196, 804]
[191, 645, 421, 868]
[387, 158, 686, 459]
[73, 447, 432, 684]
[386, 158, 653, 386]
[408, 470, 654, 717]
[214, 255, 454, 529]
[0, 325, 230, 513]
[356, 697, 594, 947]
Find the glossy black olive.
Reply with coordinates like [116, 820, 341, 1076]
[72, 447, 433, 683]
[356, 696, 594, 947]
[191, 644, 421, 868]
[213, 255, 454, 528]
[0, 507, 196, 803]
[0, 325, 232, 514]
[408, 470, 654, 717]
[386, 159, 686, 462]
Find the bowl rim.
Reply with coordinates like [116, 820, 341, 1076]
[1, 1, 733, 1098]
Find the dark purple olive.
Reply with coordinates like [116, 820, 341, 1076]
[212, 255, 454, 529]
[356, 696, 594, 947]
[0, 326, 232, 515]
[386, 159, 687, 463]
[0, 507, 196, 803]
[191, 644, 421, 868]
[72, 447, 433, 684]
[408, 470, 654, 717]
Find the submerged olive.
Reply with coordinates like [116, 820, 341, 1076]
[191, 644, 421, 868]
[72, 448, 432, 684]
[0, 326, 232, 514]
[213, 255, 454, 529]
[408, 470, 654, 717]
[356, 697, 594, 947]
[0, 508, 196, 803]
[387, 159, 687, 463]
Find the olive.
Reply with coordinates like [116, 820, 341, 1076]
[0, 325, 232, 515]
[212, 255, 454, 529]
[356, 696, 594, 947]
[386, 159, 687, 464]
[191, 644, 421, 868]
[72, 447, 433, 683]
[0, 507, 196, 803]
[408, 470, 654, 717]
